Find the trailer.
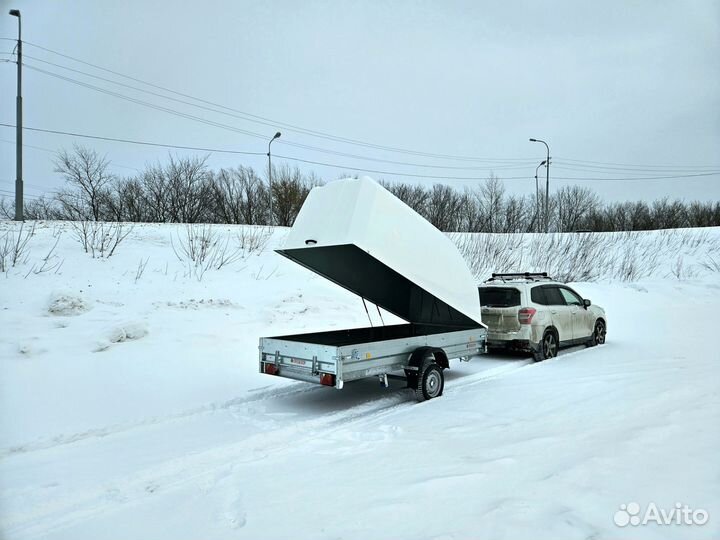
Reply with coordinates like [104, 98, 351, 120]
[259, 177, 487, 401]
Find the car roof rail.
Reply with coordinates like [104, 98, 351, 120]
[483, 272, 555, 283]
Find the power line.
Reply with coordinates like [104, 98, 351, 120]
[0, 122, 264, 156]
[21, 54, 527, 171]
[553, 164, 720, 177]
[555, 156, 720, 170]
[23, 62, 536, 171]
[0, 179, 53, 193]
[0, 137, 140, 172]
[271, 154, 720, 181]
[16, 40, 718, 173]
[554, 160, 720, 174]
[2, 123, 719, 183]
[24, 64, 278, 142]
[0, 188, 51, 201]
[0, 138, 55, 154]
[22, 40, 539, 164]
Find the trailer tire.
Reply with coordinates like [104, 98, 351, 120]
[415, 361, 444, 402]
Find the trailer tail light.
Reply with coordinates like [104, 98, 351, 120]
[264, 363, 279, 375]
[320, 373, 336, 386]
[518, 307, 537, 324]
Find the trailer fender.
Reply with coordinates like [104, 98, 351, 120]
[406, 346, 449, 370]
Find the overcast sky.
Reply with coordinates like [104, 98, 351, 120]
[1, 0, 719, 204]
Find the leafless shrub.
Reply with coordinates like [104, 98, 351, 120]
[669, 256, 697, 280]
[0, 222, 36, 272]
[134, 257, 150, 284]
[526, 233, 610, 282]
[700, 254, 720, 273]
[27, 233, 64, 276]
[171, 224, 244, 281]
[252, 264, 278, 281]
[454, 228, 720, 283]
[451, 232, 524, 279]
[237, 226, 272, 255]
[71, 221, 133, 258]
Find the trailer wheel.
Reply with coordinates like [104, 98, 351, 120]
[415, 361, 444, 402]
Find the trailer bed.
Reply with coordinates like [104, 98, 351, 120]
[260, 323, 486, 388]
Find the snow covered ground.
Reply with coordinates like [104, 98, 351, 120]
[1, 221, 719, 539]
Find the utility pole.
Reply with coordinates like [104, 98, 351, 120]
[534, 160, 546, 233]
[529, 138, 550, 232]
[267, 131, 281, 225]
[9, 9, 22, 221]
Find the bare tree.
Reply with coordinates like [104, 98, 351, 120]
[211, 166, 268, 224]
[164, 155, 212, 223]
[423, 184, 463, 231]
[503, 194, 530, 232]
[381, 181, 429, 215]
[478, 175, 505, 233]
[554, 185, 600, 232]
[54, 145, 115, 220]
[457, 187, 483, 232]
[139, 163, 170, 222]
[270, 165, 315, 226]
[24, 196, 62, 220]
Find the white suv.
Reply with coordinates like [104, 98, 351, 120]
[478, 272, 607, 361]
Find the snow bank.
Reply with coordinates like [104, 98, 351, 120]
[0, 220, 718, 540]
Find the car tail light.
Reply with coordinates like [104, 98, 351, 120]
[518, 307, 537, 324]
[264, 363, 279, 375]
[320, 373, 336, 386]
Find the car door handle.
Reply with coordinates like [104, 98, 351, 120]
[551, 310, 557, 314]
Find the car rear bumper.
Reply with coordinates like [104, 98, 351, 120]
[487, 338, 539, 352]
[486, 327, 541, 352]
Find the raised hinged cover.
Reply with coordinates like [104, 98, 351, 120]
[277, 177, 484, 328]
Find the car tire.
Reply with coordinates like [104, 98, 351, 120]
[587, 320, 606, 347]
[415, 361, 444, 402]
[533, 329, 558, 362]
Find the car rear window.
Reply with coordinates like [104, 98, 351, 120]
[479, 287, 521, 307]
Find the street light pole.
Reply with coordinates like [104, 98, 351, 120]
[529, 138, 550, 232]
[9, 9, 22, 221]
[267, 131, 281, 226]
[534, 160, 546, 233]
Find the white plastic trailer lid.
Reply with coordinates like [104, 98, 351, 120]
[277, 177, 485, 328]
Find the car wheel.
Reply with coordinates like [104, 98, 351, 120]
[588, 320, 606, 347]
[533, 330, 558, 362]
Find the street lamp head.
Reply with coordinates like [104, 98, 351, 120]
[273, 131, 281, 140]
[529, 138, 537, 142]
[9, 9, 21, 17]
[540, 159, 547, 166]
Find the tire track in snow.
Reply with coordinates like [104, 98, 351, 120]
[2, 392, 414, 538]
[0, 356, 531, 459]
[3, 357, 543, 537]
[3, 358, 540, 537]
[0, 381, 323, 458]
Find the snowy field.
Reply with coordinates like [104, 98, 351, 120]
[1, 221, 719, 540]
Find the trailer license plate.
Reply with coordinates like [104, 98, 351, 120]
[290, 358, 306, 365]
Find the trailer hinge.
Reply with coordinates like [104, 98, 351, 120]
[274, 350, 280, 366]
[351, 349, 360, 361]
[311, 355, 319, 375]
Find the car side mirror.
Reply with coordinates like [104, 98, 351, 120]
[583, 298, 591, 308]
